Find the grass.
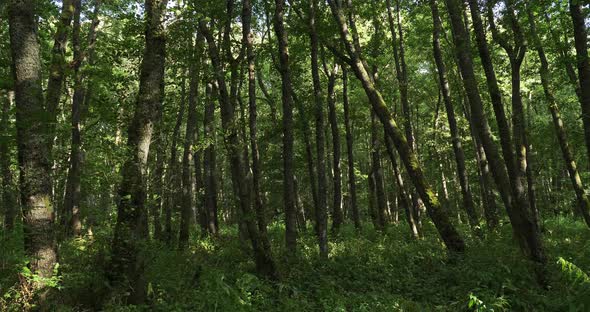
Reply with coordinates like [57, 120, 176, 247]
[1, 216, 590, 311]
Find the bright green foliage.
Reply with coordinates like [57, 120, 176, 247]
[3, 217, 588, 311]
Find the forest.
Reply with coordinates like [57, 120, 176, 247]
[1, 0, 590, 310]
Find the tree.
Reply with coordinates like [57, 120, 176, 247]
[528, 3, 590, 227]
[179, 32, 204, 250]
[110, 0, 168, 303]
[63, 0, 101, 236]
[569, 0, 590, 166]
[341, 68, 360, 229]
[243, 0, 273, 253]
[444, 0, 545, 266]
[429, 0, 478, 230]
[199, 7, 277, 277]
[274, 0, 298, 257]
[328, 0, 465, 253]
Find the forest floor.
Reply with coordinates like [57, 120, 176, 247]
[1, 216, 590, 311]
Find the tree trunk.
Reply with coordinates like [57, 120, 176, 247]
[163, 77, 186, 244]
[326, 64, 343, 232]
[46, 0, 75, 154]
[430, 0, 478, 230]
[342, 68, 360, 229]
[328, 0, 465, 252]
[63, 0, 101, 237]
[274, 0, 298, 257]
[386, 0, 422, 222]
[1, 90, 15, 231]
[371, 111, 387, 231]
[529, 5, 590, 227]
[9, 0, 58, 293]
[444, 0, 545, 265]
[179, 33, 204, 249]
[199, 15, 277, 278]
[110, 0, 168, 303]
[462, 94, 499, 228]
[243, 0, 273, 253]
[203, 82, 219, 235]
[570, 0, 590, 166]
[307, 0, 329, 258]
[384, 134, 419, 238]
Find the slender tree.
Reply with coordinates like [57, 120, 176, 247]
[110, 0, 168, 303]
[199, 12, 277, 278]
[444, 0, 545, 265]
[342, 68, 360, 229]
[63, 0, 101, 236]
[430, 0, 478, 230]
[179, 32, 204, 249]
[274, 0, 298, 256]
[243, 0, 272, 253]
[46, 0, 75, 154]
[1, 91, 15, 231]
[328, 0, 465, 252]
[569, 0, 590, 165]
[528, 4, 590, 227]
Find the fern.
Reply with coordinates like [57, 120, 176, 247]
[557, 257, 590, 311]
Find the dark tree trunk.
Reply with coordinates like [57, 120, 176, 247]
[9, 0, 58, 293]
[164, 77, 186, 244]
[328, 0, 465, 253]
[179, 33, 204, 249]
[110, 0, 168, 303]
[308, 0, 328, 257]
[199, 14, 277, 278]
[529, 5, 590, 227]
[46, 0, 75, 154]
[203, 82, 219, 235]
[342, 68, 360, 229]
[274, 0, 298, 257]
[386, 0, 422, 222]
[570, 0, 590, 167]
[63, 0, 100, 237]
[1, 91, 15, 231]
[326, 64, 343, 232]
[371, 111, 387, 231]
[486, 0, 538, 231]
[430, 0, 478, 230]
[243, 0, 273, 253]
[444, 0, 545, 265]
[152, 128, 165, 239]
[462, 94, 499, 229]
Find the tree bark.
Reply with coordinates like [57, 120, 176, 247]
[110, 0, 168, 303]
[326, 64, 343, 232]
[179, 32, 204, 249]
[9, 0, 58, 293]
[46, 0, 75, 154]
[569, 0, 590, 167]
[163, 77, 186, 244]
[307, 0, 329, 257]
[529, 5, 590, 227]
[371, 111, 387, 231]
[203, 82, 219, 235]
[199, 15, 277, 278]
[342, 68, 360, 229]
[274, 0, 298, 257]
[328, 0, 465, 252]
[63, 0, 101, 237]
[430, 0, 479, 230]
[243, 0, 273, 253]
[1, 91, 15, 231]
[444, 0, 545, 265]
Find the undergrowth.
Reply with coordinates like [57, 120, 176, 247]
[1, 216, 589, 311]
